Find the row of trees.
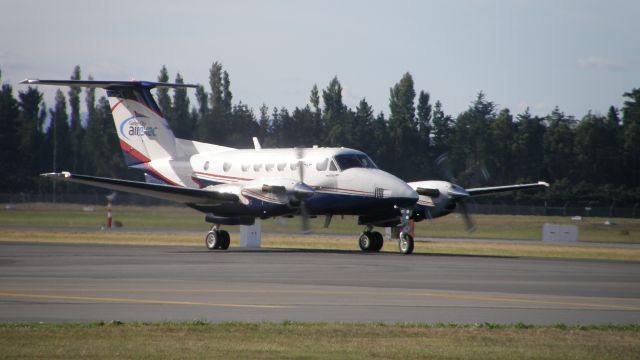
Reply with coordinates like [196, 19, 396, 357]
[1, 65, 639, 205]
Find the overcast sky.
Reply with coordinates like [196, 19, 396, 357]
[1, 0, 638, 118]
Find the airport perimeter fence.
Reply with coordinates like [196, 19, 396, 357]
[0, 193, 175, 207]
[1, 193, 638, 219]
[465, 202, 639, 219]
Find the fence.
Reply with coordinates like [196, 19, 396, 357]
[1, 193, 638, 218]
[466, 202, 639, 218]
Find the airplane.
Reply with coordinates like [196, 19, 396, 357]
[21, 78, 549, 254]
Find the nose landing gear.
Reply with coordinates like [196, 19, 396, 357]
[398, 208, 414, 255]
[398, 231, 414, 254]
[205, 224, 230, 250]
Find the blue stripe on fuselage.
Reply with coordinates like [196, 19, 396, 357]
[191, 176, 404, 216]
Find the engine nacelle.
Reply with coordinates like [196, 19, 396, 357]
[407, 180, 461, 220]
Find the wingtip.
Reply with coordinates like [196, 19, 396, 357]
[40, 171, 71, 178]
[538, 181, 550, 187]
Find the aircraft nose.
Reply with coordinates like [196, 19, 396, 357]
[376, 172, 417, 207]
[394, 180, 419, 207]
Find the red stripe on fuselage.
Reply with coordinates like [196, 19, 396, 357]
[192, 171, 253, 182]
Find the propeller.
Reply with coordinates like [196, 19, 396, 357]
[294, 147, 313, 233]
[435, 153, 475, 232]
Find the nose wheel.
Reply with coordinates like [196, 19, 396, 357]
[398, 232, 414, 254]
[205, 225, 230, 250]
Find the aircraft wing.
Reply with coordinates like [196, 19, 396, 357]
[41, 172, 239, 205]
[466, 181, 549, 196]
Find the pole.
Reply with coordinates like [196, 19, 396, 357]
[107, 199, 112, 229]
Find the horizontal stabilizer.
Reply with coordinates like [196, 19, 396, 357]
[41, 172, 238, 205]
[467, 181, 550, 196]
[20, 79, 197, 89]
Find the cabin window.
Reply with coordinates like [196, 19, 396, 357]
[241, 164, 250, 172]
[334, 154, 377, 171]
[253, 163, 263, 172]
[265, 163, 274, 172]
[223, 162, 232, 172]
[316, 158, 329, 171]
[203, 161, 210, 171]
[277, 163, 286, 171]
[290, 162, 298, 171]
[329, 160, 338, 171]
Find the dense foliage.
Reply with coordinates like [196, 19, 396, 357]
[1, 65, 639, 205]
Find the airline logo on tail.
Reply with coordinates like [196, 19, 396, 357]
[119, 115, 158, 140]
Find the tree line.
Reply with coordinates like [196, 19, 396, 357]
[1, 64, 639, 206]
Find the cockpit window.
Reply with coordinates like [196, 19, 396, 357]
[333, 154, 377, 171]
[329, 160, 337, 171]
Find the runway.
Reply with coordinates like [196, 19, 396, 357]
[1, 241, 639, 324]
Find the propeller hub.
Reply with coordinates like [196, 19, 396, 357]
[447, 184, 469, 198]
[293, 182, 314, 200]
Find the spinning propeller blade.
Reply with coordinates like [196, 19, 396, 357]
[295, 147, 312, 233]
[436, 152, 476, 233]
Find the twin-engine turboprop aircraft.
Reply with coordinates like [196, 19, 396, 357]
[22, 78, 548, 254]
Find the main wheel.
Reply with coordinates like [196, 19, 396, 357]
[358, 232, 373, 252]
[398, 232, 414, 255]
[205, 231, 220, 250]
[370, 231, 384, 252]
[218, 230, 230, 250]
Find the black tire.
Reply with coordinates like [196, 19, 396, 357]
[218, 230, 231, 250]
[205, 231, 219, 250]
[399, 232, 414, 255]
[358, 232, 373, 252]
[371, 231, 384, 252]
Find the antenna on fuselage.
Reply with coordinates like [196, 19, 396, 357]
[252, 137, 262, 150]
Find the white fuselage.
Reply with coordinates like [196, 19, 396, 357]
[144, 146, 418, 218]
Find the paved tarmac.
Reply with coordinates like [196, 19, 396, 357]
[1, 241, 639, 324]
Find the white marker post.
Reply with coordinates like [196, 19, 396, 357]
[239, 219, 262, 248]
[105, 192, 117, 230]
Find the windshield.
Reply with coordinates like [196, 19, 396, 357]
[334, 154, 377, 171]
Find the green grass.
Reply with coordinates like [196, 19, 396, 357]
[1, 229, 639, 262]
[0, 322, 638, 359]
[1, 203, 639, 243]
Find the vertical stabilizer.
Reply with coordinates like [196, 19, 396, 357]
[106, 85, 178, 165]
[19, 79, 197, 166]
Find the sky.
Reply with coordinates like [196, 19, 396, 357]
[1, 0, 639, 119]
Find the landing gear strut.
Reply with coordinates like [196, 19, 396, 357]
[398, 208, 414, 255]
[205, 224, 230, 251]
[358, 226, 384, 252]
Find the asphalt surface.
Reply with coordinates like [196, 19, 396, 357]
[1, 241, 639, 324]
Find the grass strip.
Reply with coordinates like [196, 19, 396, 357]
[1, 203, 639, 243]
[1, 229, 640, 262]
[0, 321, 639, 360]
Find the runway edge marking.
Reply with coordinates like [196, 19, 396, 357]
[0, 292, 291, 310]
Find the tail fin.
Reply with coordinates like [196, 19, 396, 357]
[20, 79, 197, 166]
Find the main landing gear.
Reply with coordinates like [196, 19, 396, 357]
[205, 224, 230, 251]
[358, 226, 384, 252]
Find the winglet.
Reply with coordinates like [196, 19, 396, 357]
[538, 181, 550, 187]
